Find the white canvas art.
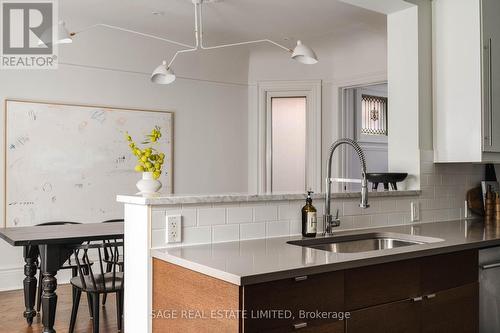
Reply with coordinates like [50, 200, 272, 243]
[5, 100, 173, 227]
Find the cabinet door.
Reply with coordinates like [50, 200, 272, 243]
[422, 283, 479, 333]
[243, 271, 344, 332]
[345, 259, 420, 310]
[482, 0, 500, 152]
[346, 298, 421, 333]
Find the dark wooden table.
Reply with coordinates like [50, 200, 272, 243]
[0, 222, 124, 333]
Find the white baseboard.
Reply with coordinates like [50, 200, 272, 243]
[0, 266, 72, 292]
[0, 267, 24, 292]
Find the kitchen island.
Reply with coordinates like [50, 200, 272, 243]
[117, 192, 500, 333]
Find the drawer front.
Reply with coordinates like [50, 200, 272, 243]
[346, 299, 421, 333]
[422, 283, 479, 333]
[264, 319, 345, 333]
[420, 250, 478, 294]
[345, 259, 420, 310]
[243, 271, 344, 332]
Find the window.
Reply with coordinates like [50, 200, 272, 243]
[271, 97, 307, 192]
[361, 95, 388, 136]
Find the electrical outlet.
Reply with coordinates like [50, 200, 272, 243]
[166, 215, 182, 243]
[410, 202, 420, 222]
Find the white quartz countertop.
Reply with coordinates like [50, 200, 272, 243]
[117, 190, 420, 205]
[151, 219, 500, 285]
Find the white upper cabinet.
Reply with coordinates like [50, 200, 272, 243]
[433, 0, 500, 162]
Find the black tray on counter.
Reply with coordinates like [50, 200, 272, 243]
[366, 173, 408, 191]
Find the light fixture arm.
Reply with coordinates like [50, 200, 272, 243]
[196, 1, 292, 52]
[71, 23, 196, 49]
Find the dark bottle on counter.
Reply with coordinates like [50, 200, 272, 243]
[302, 191, 317, 237]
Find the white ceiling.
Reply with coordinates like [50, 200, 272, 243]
[61, 0, 386, 47]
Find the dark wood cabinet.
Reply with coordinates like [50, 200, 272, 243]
[421, 283, 479, 333]
[345, 250, 479, 333]
[345, 259, 420, 310]
[243, 271, 344, 332]
[420, 250, 478, 294]
[347, 299, 421, 333]
[153, 250, 479, 333]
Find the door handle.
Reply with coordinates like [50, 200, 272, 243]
[412, 296, 423, 302]
[293, 322, 308, 330]
[294, 276, 308, 282]
[481, 262, 500, 270]
[425, 294, 436, 299]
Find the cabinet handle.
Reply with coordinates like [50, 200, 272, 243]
[481, 262, 500, 270]
[425, 294, 436, 299]
[294, 276, 308, 282]
[487, 38, 493, 147]
[412, 296, 423, 302]
[293, 322, 308, 330]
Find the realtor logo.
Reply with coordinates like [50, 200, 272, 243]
[1, 0, 58, 69]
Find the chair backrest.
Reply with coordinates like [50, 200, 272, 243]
[68, 241, 124, 292]
[36, 221, 81, 226]
[101, 219, 124, 260]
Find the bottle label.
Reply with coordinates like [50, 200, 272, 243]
[307, 212, 317, 233]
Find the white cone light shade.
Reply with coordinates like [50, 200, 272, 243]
[291, 40, 318, 65]
[151, 61, 176, 84]
[56, 21, 73, 44]
[38, 21, 72, 46]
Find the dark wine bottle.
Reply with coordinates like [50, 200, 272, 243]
[302, 191, 317, 237]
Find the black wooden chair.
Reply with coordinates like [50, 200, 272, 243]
[34, 221, 94, 318]
[101, 219, 124, 306]
[68, 241, 124, 333]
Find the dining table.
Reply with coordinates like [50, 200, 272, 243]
[0, 222, 124, 333]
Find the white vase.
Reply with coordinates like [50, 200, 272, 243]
[136, 172, 162, 194]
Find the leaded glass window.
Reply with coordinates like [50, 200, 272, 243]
[361, 95, 388, 136]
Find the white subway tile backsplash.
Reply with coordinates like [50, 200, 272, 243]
[151, 229, 166, 248]
[353, 215, 371, 229]
[149, 150, 484, 248]
[151, 210, 165, 230]
[379, 199, 398, 213]
[180, 209, 197, 227]
[266, 221, 290, 237]
[362, 200, 380, 215]
[395, 199, 412, 212]
[388, 213, 408, 225]
[240, 222, 266, 240]
[254, 205, 278, 222]
[183, 226, 212, 244]
[371, 214, 389, 226]
[278, 203, 301, 221]
[198, 208, 226, 226]
[420, 185, 435, 199]
[227, 207, 253, 224]
[212, 224, 240, 243]
[343, 201, 363, 216]
[421, 162, 435, 174]
[289, 220, 302, 235]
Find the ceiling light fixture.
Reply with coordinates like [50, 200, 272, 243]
[150, 0, 318, 84]
[56, 0, 318, 84]
[38, 21, 73, 46]
[151, 61, 176, 84]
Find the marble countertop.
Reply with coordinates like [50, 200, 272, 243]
[151, 219, 500, 285]
[117, 190, 420, 205]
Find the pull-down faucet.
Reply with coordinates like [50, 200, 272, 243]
[324, 138, 369, 235]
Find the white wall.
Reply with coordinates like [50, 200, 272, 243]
[0, 25, 250, 290]
[247, 25, 388, 192]
[387, 6, 421, 189]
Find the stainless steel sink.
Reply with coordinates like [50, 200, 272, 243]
[287, 232, 443, 253]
